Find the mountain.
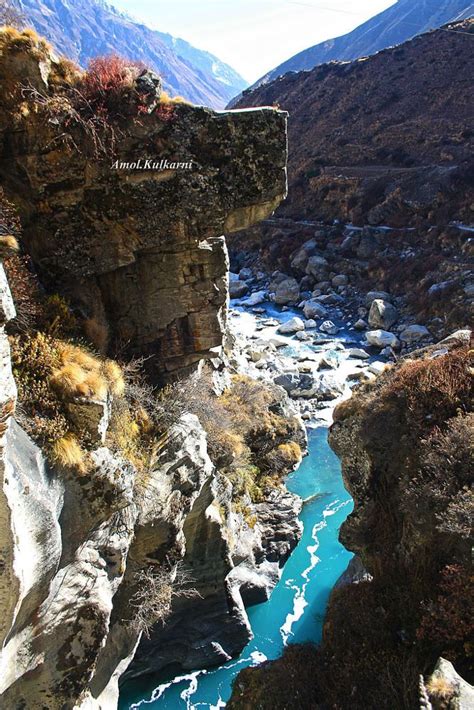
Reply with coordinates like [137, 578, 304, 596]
[15, 0, 247, 108]
[231, 0, 473, 103]
[233, 19, 474, 228]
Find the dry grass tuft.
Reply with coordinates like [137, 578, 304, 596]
[426, 675, 455, 700]
[0, 234, 19, 258]
[102, 360, 125, 396]
[51, 434, 86, 474]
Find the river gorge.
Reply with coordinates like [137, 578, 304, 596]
[119, 290, 387, 709]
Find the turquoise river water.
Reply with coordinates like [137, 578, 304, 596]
[120, 426, 354, 709]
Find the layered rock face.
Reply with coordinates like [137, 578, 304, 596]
[0, 34, 287, 380]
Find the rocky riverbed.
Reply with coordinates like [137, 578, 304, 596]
[226, 250, 436, 425]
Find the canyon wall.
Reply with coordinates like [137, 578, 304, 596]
[0, 31, 301, 709]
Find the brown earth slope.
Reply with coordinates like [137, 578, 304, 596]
[234, 20, 474, 228]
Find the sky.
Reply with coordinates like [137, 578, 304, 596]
[112, 0, 395, 82]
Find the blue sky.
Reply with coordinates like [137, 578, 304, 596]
[112, 0, 395, 82]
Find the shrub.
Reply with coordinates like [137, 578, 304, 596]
[11, 331, 129, 467]
[417, 564, 474, 665]
[129, 564, 198, 638]
[75, 54, 146, 120]
[383, 346, 472, 437]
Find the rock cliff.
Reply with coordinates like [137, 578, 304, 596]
[0, 29, 304, 710]
[0, 29, 287, 381]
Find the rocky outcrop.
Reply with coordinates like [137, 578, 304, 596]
[0, 32, 287, 382]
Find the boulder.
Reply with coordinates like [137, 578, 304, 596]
[274, 277, 300, 305]
[305, 255, 329, 280]
[242, 291, 267, 306]
[354, 318, 368, 330]
[269, 336, 289, 348]
[290, 240, 318, 272]
[320, 321, 339, 335]
[368, 299, 398, 329]
[347, 348, 370, 360]
[316, 373, 345, 400]
[294, 331, 312, 341]
[303, 299, 328, 320]
[229, 280, 249, 299]
[400, 324, 431, 343]
[304, 319, 317, 329]
[365, 330, 400, 349]
[277, 317, 305, 334]
[319, 351, 339, 369]
[239, 267, 253, 281]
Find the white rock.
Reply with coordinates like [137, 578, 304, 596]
[368, 361, 388, 375]
[365, 330, 400, 349]
[242, 290, 267, 306]
[347, 348, 370, 360]
[277, 317, 305, 334]
[320, 320, 339, 335]
[304, 319, 317, 329]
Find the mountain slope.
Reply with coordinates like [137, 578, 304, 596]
[16, 0, 247, 108]
[234, 19, 474, 227]
[232, 0, 473, 102]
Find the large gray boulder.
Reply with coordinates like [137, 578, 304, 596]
[368, 299, 398, 329]
[303, 299, 328, 320]
[400, 324, 431, 343]
[274, 277, 300, 305]
[229, 280, 249, 299]
[305, 255, 329, 280]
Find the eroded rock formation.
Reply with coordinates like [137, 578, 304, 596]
[0, 32, 287, 380]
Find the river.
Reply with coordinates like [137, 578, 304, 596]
[119, 300, 364, 710]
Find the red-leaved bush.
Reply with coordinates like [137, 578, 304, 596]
[78, 54, 146, 119]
